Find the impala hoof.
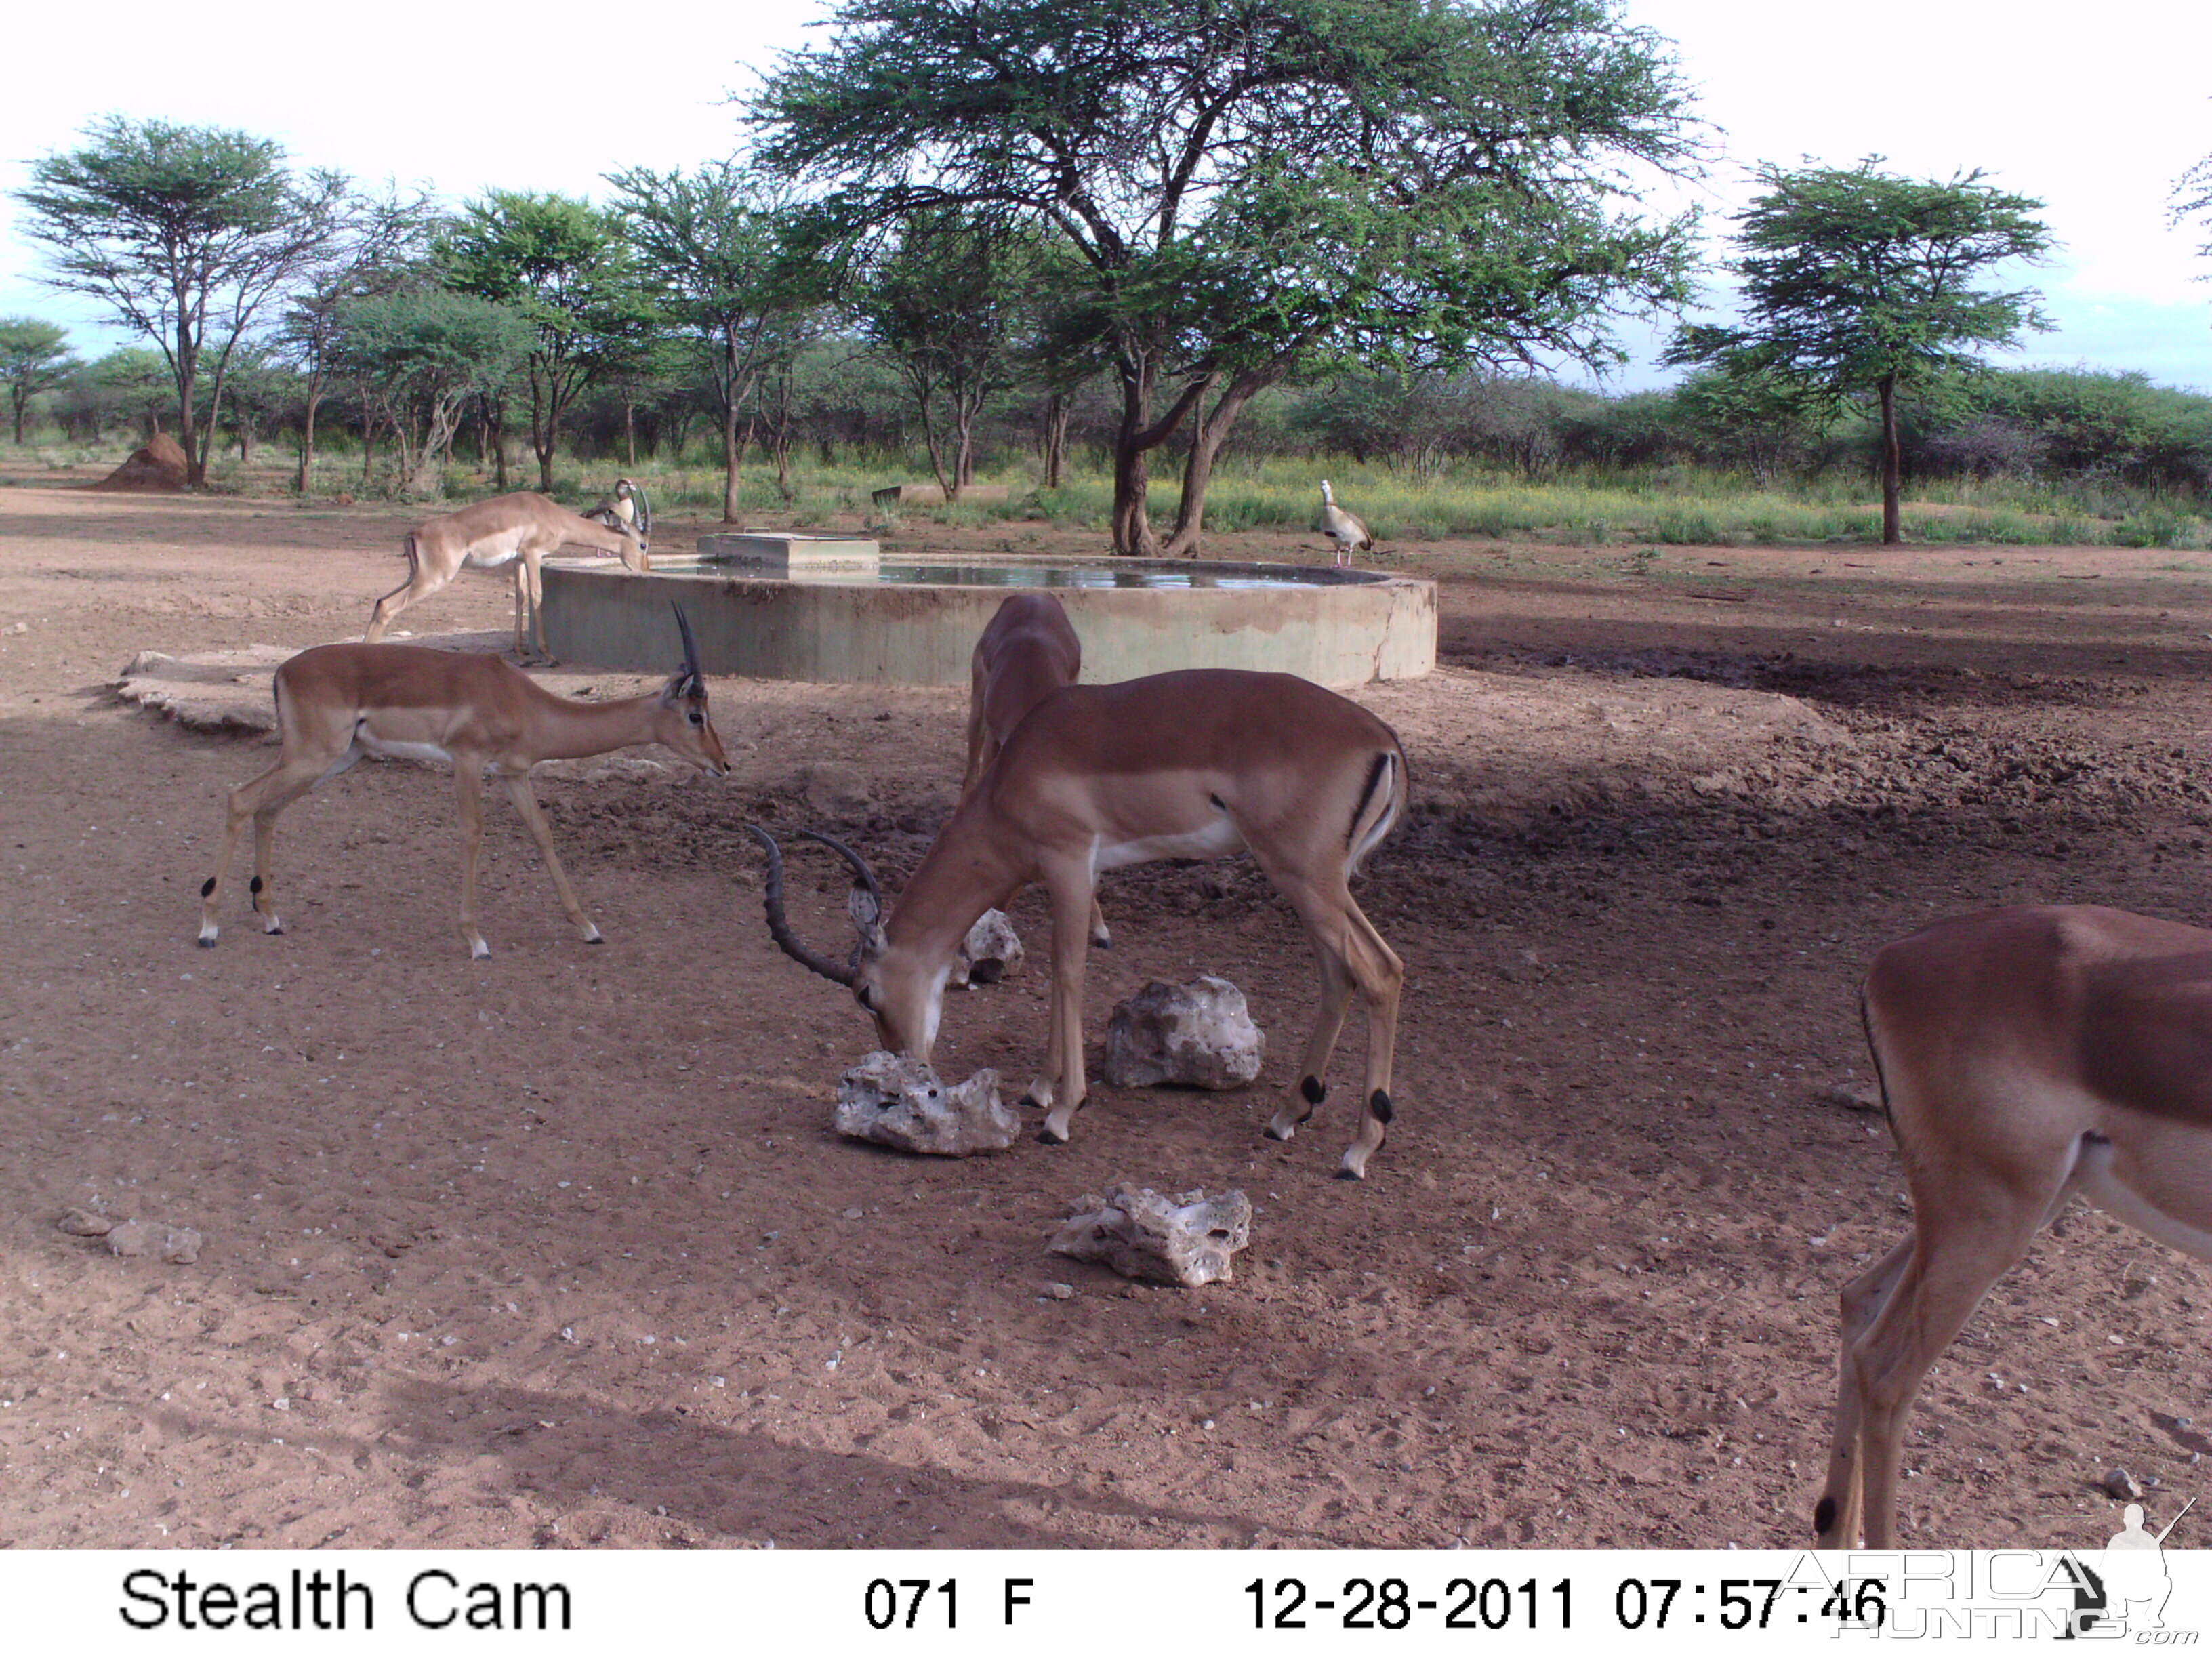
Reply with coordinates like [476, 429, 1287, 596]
[1036, 1128, 1067, 1146]
[197, 934, 217, 949]
[1334, 1166, 1364, 1181]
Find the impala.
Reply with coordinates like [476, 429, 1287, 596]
[1814, 905, 2212, 1549]
[197, 609, 726, 959]
[585, 477, 652, 543]
[962, 592, 1109, 948]
[752, 667, 1408, 1178]
[364, 491, 650, 662]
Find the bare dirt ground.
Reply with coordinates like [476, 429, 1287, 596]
[2, 476, 2209, 1553]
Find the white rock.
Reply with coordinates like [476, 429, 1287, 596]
[951, 909, 1024, 987]
[1103, 977, 1265, 1089]
[834, 1052, 1019, 1156]
[1048, 1181, 1253, 1287]
[105, 1220, 203, 1264]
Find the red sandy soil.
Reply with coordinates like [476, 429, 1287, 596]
[1, 476, 2209, 1551]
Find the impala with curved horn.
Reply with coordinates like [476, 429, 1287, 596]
[585, 477, 652, 544]
[1814, 904, 2212, 1549]
[751, 667, 1409, 1178]
[198, 607, 725, 958]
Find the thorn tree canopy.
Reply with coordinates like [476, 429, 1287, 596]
[12, 117, 348, 487]
[752, 0, 1706, 555]
[604, 163, 814, 523]
[2174, 148, 2212, 270]
[441, 191, 657, 493]
[1665, 157, 2053, 545]
[0, 319, 82, 445]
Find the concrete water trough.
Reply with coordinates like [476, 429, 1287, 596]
[539, 539, 1435, 689]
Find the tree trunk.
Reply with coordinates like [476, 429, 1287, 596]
[295, 383, 324, 493]
[952, 385, 979, 491]
[623, 396, 637, 468]
[1042, 394, 1069, 490]
[176, 312, 205, 488]
[1109, 352, 1156, 554]
[1161, 369, 1274, 558]
[722, 398, 741, 524]
[485, 397, 509, 491]
[1107, 350, 1212, 556]
[919, 396, 951, 501]
[1878, 374, 1902, 545]
[11, 390, 25, 445]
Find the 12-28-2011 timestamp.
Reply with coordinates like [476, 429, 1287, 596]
[1246, 1576, 1571, 1631]
[1245, 1574, 1890, 1633]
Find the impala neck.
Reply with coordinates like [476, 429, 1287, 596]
[886, 800, 1029, 960]
[525, 688, 665, 761]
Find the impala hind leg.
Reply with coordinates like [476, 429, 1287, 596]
[1258, 865, 1403, 1179]
[197, 754, 331, 945]
[498, 773, 602, 945]
[1813, 1234, 1914, 1549]
[1029, 871, 1099, 1143]
[365, 556, 441, 644]
[516, 554, 552, 662]
[1822, 1179, 2061, 1547]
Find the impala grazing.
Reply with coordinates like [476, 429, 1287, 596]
[1814, 905, 2212, 1549]
[197, 609, 725, 959]
[963, 592, 1109, 948]
[752, 666, 1408, 1178]
[364, 491, 650, 663]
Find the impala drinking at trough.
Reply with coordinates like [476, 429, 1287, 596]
[364, 491, 650, 662]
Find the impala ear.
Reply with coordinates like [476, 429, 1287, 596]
[846, 881, 884, 942]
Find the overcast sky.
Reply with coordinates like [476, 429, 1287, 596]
[3, 0, 2207, 392]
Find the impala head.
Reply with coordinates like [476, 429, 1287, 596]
[747, 825, 950, 1059]
[658, 607, 728, 777]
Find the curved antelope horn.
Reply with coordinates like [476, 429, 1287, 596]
[794, 828, 885, 951]
[672, 604, 702, 689]
[748, 824, 859, 986]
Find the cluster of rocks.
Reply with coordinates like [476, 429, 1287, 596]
[824, 967, 1265, 1288]
[58, 1207, 201, 1263]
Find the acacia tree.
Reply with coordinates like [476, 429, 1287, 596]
[604, 163, 807, 520]
[331, 289, 533, 495]
[755, 0, 1703, 554]
[1666, 159, 2053, 544]
[442, 192, 653, 491]
[278, 184, 438, 491]
[0, 319, 81, 444]
[850, 209, 1039, 499]
[13, 117, 347, 486]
